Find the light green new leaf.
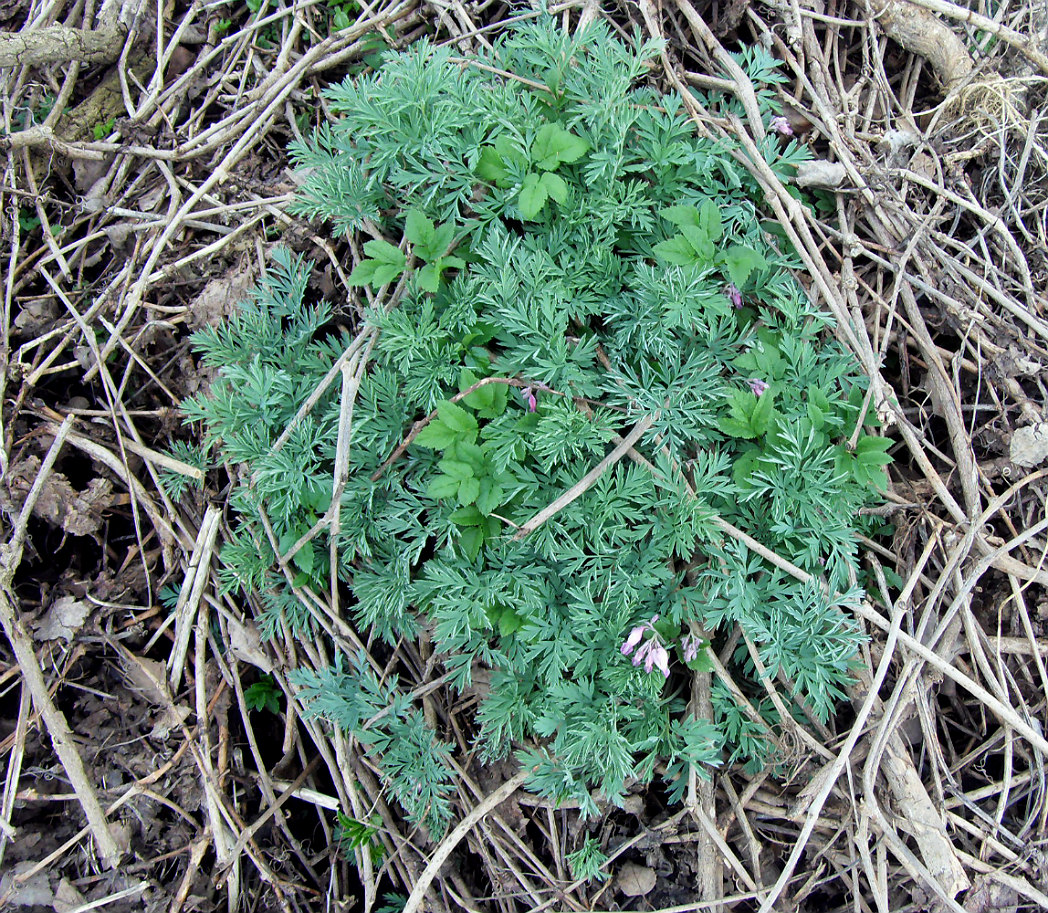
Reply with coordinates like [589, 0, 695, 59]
[518, 172, 548, 219]
[653, 236, 699, 266]
[457, 476, 481, 506]
[413, 420, 456, 449]
[531, 123, 589, 171]
[721, 245, 767, 287]
[436, 400, 478, 441]
[540, 171, 568, 205]
[427, 474, 460, 500]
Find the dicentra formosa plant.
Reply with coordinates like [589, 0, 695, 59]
[181, 16, 891, 834]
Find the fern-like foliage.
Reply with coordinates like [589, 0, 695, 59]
[183, 15, 891, 825]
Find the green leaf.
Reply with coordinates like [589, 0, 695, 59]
[475, 477, 503, 515]
[438, 459, 475, 481]
[347, 260, 378, 286]
[417, 263, 439, 293]
[427, 474, 460, 500]
[413, 420, 457, 450]
[449, 506, 484, 527]
[699, 199, 723, 242]
[721, 244, 767, 287]
[749, 391, 775, 436]
[660, 205, 702, 228]
[653, 236, 699, 266]
[718, 416, 757, 439]
[518, 172, 548, 219]
[680, 224, 715, 262]
[436, 400, 478, 440]
[531, 123, 589, 171]
[457, 476, 480, 506]
[540, 171, 568, 205]
[497, 607, 523, 637]
[477, 146, 509, 184]
[403, 210, 435, 249]
[292, 542, 315, 576]
[458, 526, 484, 560]
[362, 238, 406, 267]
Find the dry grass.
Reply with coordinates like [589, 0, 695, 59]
[1, 0, 1047, 910]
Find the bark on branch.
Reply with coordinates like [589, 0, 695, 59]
[0, 22, 128, 69]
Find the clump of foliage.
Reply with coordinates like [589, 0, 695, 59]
[181, 16, 890, 835]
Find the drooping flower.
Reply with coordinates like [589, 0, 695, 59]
[746, 378, 769, 397]
[770, 115, 794, 136]
[521, 386, 538, 412]
[726, 284, 743, 309]
[682, 633, 703, 663]
[621, 616, 670, 679]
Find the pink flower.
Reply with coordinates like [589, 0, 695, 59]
[682, 633, 702, 663]
[770, 115, 793, 136]
[521, 387, 537, 412]
[726, 284, 743, 309]
[746, 378, 769, 397]
[621, 616, 670, 679]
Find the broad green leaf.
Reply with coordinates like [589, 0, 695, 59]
[417, 263, 439, 293]
[660, 205, 702, 228]
[531, 123, 589, 171]
[498, 607, 523, 637]
[749, 391, 775, 436]
[721, 244, 767, 287]
[477, 146, 509, 184]
[680, 224, 715, 262]
[458, 526, 484, 560]
[436, 400, 478, 440]
[371, 262, 405, 286]
[438, 459, 475, 481]
[347, 260, 378, 287]
[457, 476, 480, 506]
[699, 200, 723, 242]
[450, 506, 484, 527]
[413, 420, 456, 449]
[518, 172, 548, 219]
[427, 474, 460, 500]
[475, 477, 503, 515]
[718, 416, 757, 439]
[403, 210, 435, 250]
[540, 171, 568, 204]
[653, 236, 698, 266]
[362, 238, 406, 267]
[292, 542, 315, 576]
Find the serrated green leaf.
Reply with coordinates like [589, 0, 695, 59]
[347, 260, 378, 287]
[427, 474, 460, 500]
[531, 123, 589, 171]
[362, 238, 406, 267]
[475, 477, 503, 515]
[653, 236, 699, 266]
[403, 210, 435, 249]
[436, 400, 478, 440]
[457, 476, 480, 506]
[438, 459, 475, 481]
[458, 526, 484, 560]
[417, 263, 439, 293]
[749, 391, 775, 436]
[718, 416, 757, 439]
[540, 171, 568, 204]
[292, 542, 315, 576]
[413, 420, 456, 449]
[449, 506, 484, 527]
[680, 224, 715, 262]
[498, 607, 523, 637]
[699, 199, 723, 242]
[518, 172, 548, 219]
[721, 244, 767, 287]
[371, 262, 405, 286]
[660, 205, 702, 228]
[477, 146, 509, 184]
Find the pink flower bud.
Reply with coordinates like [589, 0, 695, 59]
[770, 115, 794, 136]
[746, 378, 769, 397]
